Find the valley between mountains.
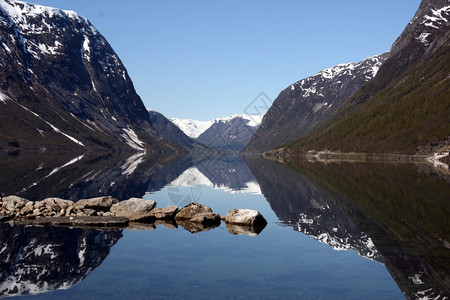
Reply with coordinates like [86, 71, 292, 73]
[0, 0, 449, 160]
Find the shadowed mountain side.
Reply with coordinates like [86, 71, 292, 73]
[281, 158, 450, 299]
[243, 157, 381, 260]
[0, 1, 182, 152]
[0, 151, 187, 201]
[0, 223, 122, 297]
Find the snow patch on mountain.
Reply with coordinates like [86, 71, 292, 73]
[416, 5, 450, 45]
[171, 114, 264, 139]
[291, 54, 385, 100]
[169, 118, 213, 139]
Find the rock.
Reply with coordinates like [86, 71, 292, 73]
[2, 195, 29, 213]
[224, 209, 267, 228]
[177, 219, 219, 234]
[65, 206, 73, 216]
[75, 196, 118, 211]
[84, 209, 97, 216]
[175, 203, 213, 220]
[39, 198, 74, 211]
[110, 198, 156, 217]
[151, 205, 178, 219]
[189, 212, 221, 226]
[127, 211, 156, 223]
[226, 223, 266, 236]
[20, 202, 34, 216]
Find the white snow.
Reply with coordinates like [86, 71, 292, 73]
[0, 0, 98, 63]
[15, 102, 84, 146]
[416, 32, 432, 45]
[121, 126, 145, 151]
[170, 114, 264, 138]
[417, 6, 450, 45]
[120, 152, 146, 176]
[170, 118, 214, 138]
[0, 90, 9, 103]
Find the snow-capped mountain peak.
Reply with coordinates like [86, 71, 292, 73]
[170, 114, 263, 139]
[169, 118, 214, 139]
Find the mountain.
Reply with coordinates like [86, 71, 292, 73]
[196, 114, 263, 151]
[171, 114, 263, 152]
[284, 0, 450, 155]
[242, 53, 388, 153]
[170, 118, 213, 139]
[0, 0, 180, 152]
[148, 109, 203, 150]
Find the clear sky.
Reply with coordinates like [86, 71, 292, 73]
[29, 0, 420, 120]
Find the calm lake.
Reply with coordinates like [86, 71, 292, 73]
[0, 151, 449, 299]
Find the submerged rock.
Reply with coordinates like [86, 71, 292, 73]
[226, 223, 266, 236]
[151, 205, 178, 219]
[225, 209, 267, 228]
[189, 212, 221, 226]
[175, 203, 213, 220]
[177, 219, 219, 234]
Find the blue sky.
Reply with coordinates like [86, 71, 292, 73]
[30, 0, 420, 120]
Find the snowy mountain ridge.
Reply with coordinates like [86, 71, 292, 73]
[0, 0, 180, 151]
[170, 114, 263, 139]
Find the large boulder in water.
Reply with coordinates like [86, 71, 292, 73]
[225, 209, 267, 228]
[75, 196, 118, 211]
[110, 198, 156, 217]
[175, 203, 213, 220]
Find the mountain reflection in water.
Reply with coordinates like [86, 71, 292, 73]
[0, 223, 122, 297]
[244, 156, 449, 300]
[0, 151, 448, 299]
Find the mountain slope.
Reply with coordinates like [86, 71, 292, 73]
[169, 118, 213, 139]
[242, 54, 388, 153]
[285, 0, 450, 155]
[196, 114, 263, 151]
[0, 0, 180, 152]
[148, 109, 204, 150]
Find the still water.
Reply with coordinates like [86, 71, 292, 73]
[0, 151, 448, 299]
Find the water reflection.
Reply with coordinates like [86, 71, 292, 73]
[0, 151, 448, 299]
[246, 157, 450, 299]
[0, 151, 187, 201]
[244, 157, 382, 261]
[0, 223, 122, 297]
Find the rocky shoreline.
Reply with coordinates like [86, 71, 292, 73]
[0, 196, 267, 236]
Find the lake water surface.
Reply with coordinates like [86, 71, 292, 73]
[0, 151, 448, 299]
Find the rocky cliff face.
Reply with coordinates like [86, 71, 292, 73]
[0, 0, 179, 151]
[287, 0, 450, 154]
[242, 53, 388, 153]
